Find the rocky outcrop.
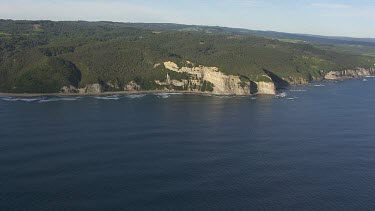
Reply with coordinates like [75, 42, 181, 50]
[124, 81, 141, 91]
[155, 76, 188, 88]
[255, 81, 276, 95]
[85, 84, 104, 94]
[61, 84, 104, 94]
[60, 85, 78, 93]
[325, 68, 375, 80]
[163, 61, 251, 95]
[60, 83, 104, 94]
[284, 76, 310, 85]
[106, 82, 120, 90]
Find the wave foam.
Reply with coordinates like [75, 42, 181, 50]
[94, 95, 120, 100]
[276, 92, 287, 98]
[1, 96, 84, 103]
[38, 97, 81, 103]
[218, 96, 233, 98]
[155, 93, 170, 99]
[126, 94, 146, 99]
[167, 93, 184, 95]
[290, 89, 306, 92]
[1, 97, 44, 102]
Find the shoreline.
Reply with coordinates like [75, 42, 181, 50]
[0, 90, 219, 97]
[0, 77, 371, 98]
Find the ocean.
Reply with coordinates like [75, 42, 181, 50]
[1, 78, 375, 210]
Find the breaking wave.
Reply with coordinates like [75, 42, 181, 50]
[155, 93, 170, 99]
[314, 84, 326, 87]
[276, 92, 287, 98]
[218, 95, 233, 99]
[200, 94, 214, 97]
[94, 95, 121, 100]
[290, 89, 306, 92]
[126, 94, 146, 99]
[167, 93, 184, 95]
[38, 97, 81, 103]
[1, 97, 44, 102]
[1, 96, 82, 103]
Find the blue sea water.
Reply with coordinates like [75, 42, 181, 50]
[1, 79, 375, 210]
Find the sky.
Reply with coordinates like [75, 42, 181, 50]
[0, 0, 374, 38]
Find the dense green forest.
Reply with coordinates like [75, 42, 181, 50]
[0, 20, 374, 93]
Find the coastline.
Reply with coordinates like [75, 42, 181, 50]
[1, 72, 373, 98]
[0, 90, 213, 97]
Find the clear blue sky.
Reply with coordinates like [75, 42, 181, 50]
[0, 0, 374, 38]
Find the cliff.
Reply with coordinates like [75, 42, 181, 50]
[325, 68, 375, 80]
[59, 62, 279, 95]
[284, 76, 311, 85]
[61, 84, 104, 94]
[58, 61, 375, 96]
[255, 81, 277, 95]
[163, 61, 253, 95]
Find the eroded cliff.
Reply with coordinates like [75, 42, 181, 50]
[163, 61, 253, 95]
[255, 81, 277, 95]
[325, 68, 375, 80]
[60, 84, 104, 94]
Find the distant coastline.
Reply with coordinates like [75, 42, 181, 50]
[0, 90, 207, 97]
[1, 71, 374, 97]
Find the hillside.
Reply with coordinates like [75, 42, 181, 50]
[1, 20, 375, 94]
[100, 22, 375, 46]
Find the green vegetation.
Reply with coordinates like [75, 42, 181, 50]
[0, 20, 374, 93]
[277, 38, 305, 44]
[201, 81, 214, 92]
[0, 32, 11, 37]
[11, 58, 80, 93]
[317, 44, 375, 57]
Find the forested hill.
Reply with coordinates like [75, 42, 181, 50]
[122, 22, 375, 47]
[0, 19, 374, 94]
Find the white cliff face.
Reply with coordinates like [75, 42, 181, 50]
[61, 84, 104, 94]
[86, 84, 104, 94]
[75, 84, 104, 94]
[163, 61, 251, 95]
[255, 81, 276, 95]
[325, 68, 375, 80]
[60, 85, 78, 93]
